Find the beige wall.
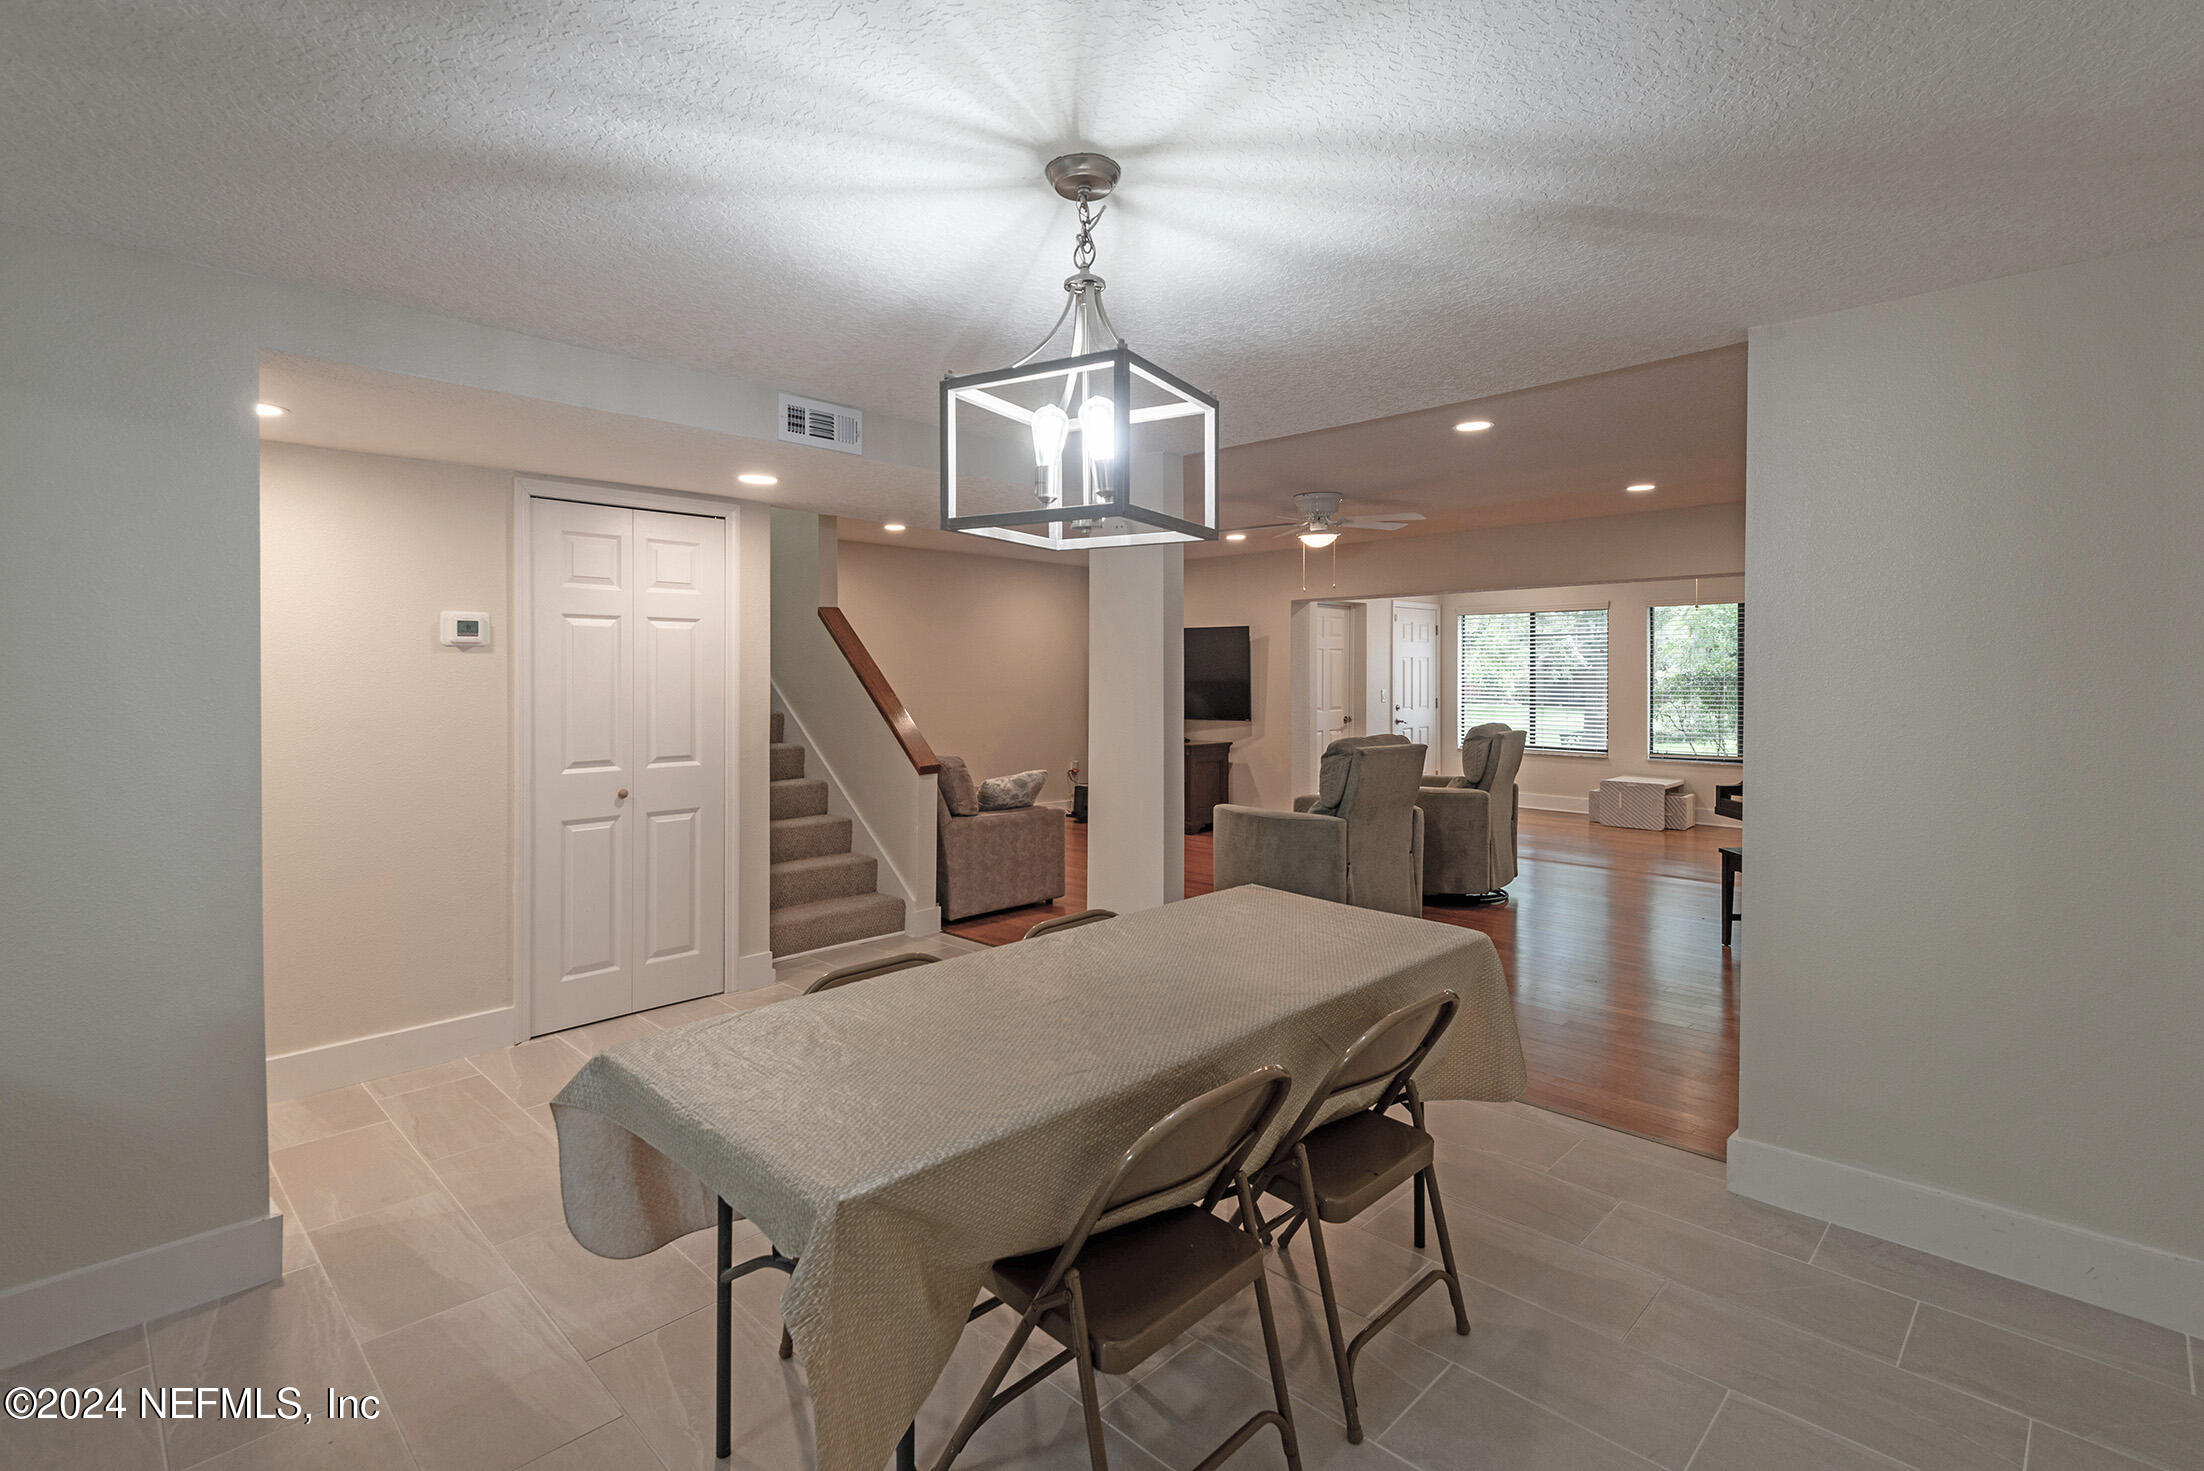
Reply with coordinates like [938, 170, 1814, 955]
[1740, 243, 2204, 1292]
[259, 443, 514, 1056]
[835, 538, 1089, 802]
[0, 220, 927, 1356]
[1182, 504, 1746, 810]
[1437, 577, 1744, 816]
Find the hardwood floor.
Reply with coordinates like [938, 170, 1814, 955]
[944, 809, 1741, 1159]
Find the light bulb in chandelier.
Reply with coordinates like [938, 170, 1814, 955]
[1079, 393, 1118, 501]
[1029, 403, 1069, 505]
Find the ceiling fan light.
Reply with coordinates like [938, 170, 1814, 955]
[1298, 530, 1339, 549]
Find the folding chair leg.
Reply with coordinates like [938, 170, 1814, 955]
[1066, 1271, 1110, 1471]
[1412, 1171, 1427, 1250]
[898, 1423, 916, 1471]
[929, 1306, 1040, 1471]
[1421, 1166, 1473, 1336]
[1297, 1150, 1364, 1442]
[715, 1198, 733, 1462]
[1249, 1273, 1305, 1471]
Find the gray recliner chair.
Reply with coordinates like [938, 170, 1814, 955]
[1416, 723, 1525, 902]
[1212, 736, 1427, 915]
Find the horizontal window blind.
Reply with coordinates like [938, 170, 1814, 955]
[1458, 609, 1608, 754]
[1648, 602, 1744, 761]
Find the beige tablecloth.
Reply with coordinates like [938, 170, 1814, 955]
[551, 885, 1524, 1471]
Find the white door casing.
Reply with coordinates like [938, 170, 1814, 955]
[1313, 603, 1351, 752]
[529, 498, 725, 1034]
[1392, 599, 1438, 770]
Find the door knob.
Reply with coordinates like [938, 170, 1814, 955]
[616, 788, 629, 800]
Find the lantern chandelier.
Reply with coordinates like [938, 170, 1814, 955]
[939, 153, 1220, 550]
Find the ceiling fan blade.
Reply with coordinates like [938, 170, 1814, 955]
[1339, 511, 1423, 525]
[1272, 526, 1314, 538]
[1226, 520, 1302, 532]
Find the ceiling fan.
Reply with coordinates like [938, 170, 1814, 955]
[1230, 492, 1425, 547]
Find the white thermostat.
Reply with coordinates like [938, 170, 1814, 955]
[440, 611, 490, 647]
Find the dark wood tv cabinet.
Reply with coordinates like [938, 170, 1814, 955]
[1185, 740, 1232, 833]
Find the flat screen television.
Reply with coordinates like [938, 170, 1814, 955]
[1185, 625, 1252, 721]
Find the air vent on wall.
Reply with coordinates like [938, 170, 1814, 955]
[777, 393, 863, 455]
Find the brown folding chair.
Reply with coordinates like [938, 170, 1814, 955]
[805, 951, 941, 994]
[1023, 908, 1117, 940]
[933, 1066, 1304, 1471]
[1251, 992, 1467, 1443]
[716, 950, 942, 1468]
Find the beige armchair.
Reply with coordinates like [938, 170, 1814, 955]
[1212, 736, 1426, 915]
[936, 756, 1066, 922]
[1416, 723, 1525, 901]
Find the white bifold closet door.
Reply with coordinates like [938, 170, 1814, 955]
[530, 497, 726, 1035]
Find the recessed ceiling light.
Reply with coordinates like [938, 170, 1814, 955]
[254, 402, 285, 418]
[883, 523, 906, 533]
[1224, 532, 1247, 541]
[736, 472, 778, 487]
[1626, 482, 1656, 493]
[1454, 419, 1492, 433]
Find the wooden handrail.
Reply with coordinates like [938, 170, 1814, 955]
[817, 606, 941, 775]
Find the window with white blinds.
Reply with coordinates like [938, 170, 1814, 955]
[1457, 609, 1609, 754]
[1648, 602, 1744, 761]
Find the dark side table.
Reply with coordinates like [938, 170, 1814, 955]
[1720, 847, 1743, 946]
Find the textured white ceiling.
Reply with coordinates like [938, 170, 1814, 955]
[23, 0, 2196, 446]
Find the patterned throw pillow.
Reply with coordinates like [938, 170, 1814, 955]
[977, 769, 1048, 811]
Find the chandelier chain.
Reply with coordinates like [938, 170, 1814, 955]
[1071, 188, 1104, 271]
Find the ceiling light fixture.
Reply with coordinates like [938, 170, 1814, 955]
[1454, 419, 1492, 433]
[1627, 482, 1656, 493]
[1297, 530, 1340, 549]
[940, 154, 1218, 551]
[1224, 532, 1247, 542]
[254, 402, 285, 418]
[883, 523, 906, 533]
[737, 472, 778, 487]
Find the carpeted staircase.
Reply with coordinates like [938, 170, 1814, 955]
[769, 711, 907, 956]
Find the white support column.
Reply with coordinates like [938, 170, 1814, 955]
[1087, 544, 1185, 912]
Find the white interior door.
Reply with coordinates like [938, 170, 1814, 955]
[1392, 599, 1439, 769]
[1313, 603, 1351, 751]
[530, 498, 725, 1035]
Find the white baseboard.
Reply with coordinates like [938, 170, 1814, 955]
[1521, 791, 1742, 829]
[1727, 1135, 2204, 1338]
[266, 1006, 518, 1104]
[733, 950, 777, 992]
[1, 1210, 282, 1372]
[904, 904, 942, 937]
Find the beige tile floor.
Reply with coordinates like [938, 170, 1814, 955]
[8, 929, 2201, 1471]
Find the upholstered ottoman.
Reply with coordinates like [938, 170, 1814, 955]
[1591, 776, 1690, 830]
